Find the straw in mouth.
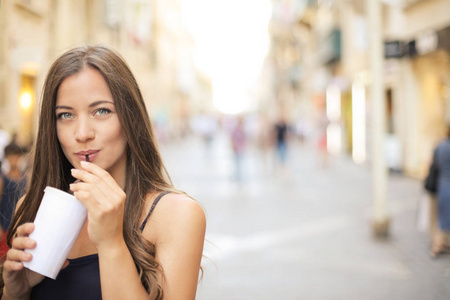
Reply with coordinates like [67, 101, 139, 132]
[85, 155, 89, 162]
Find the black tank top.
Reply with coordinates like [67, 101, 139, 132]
[30, 191, 170, 300]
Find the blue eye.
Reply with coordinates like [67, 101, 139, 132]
[94, 108, 112, 116]
[57, 112, 73, 120]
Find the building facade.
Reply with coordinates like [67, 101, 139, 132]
[0, 0, 210, 146]
[267, 0, 450, 178]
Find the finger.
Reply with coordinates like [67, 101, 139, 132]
[79, 161, 124, 193]
[70, 175, 124, 208]
[72, 190, 100, 213]
[3, 260, 25, 271]
[71, 168, 115, 197]
[72, 185, 124, 220]
[15, 223, 35, 237]
[71, 168, 101, 185]
[80, 161, 109, 177]
[6, 248, 32, 263]
[70, 182, 108, 205]
[70, 181, 93, 193]
[11, 237, 36, 250]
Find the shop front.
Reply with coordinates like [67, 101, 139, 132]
[406, 25, 450, 177]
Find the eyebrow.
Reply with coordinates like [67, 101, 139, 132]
[55, 100, 115, 110]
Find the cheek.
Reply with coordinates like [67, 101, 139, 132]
[114, 132, 128, 152]
[105, 124, 126, 146]
[57, 126, 70, 153]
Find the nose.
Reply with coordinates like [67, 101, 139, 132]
[74, 117, 95, 143]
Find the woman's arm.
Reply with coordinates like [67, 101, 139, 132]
[97, 240, 150, 299]
[71, 162, 206, 299]
[98, 194, 206, 300]
[70, 162, 150, 300]
[149, 194, 206, 299]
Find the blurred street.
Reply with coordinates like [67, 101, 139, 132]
[161, 133, 450, 300]
[2, 0, 450, 298]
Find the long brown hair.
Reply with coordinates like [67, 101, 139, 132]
[5, 45, 173, 298]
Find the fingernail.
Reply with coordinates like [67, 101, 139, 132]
[71, 169, 79, 175]
[80, 161, 89, 167]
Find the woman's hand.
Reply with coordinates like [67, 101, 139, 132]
[69, 161, 126, 252]
[3, 223, 45, 299]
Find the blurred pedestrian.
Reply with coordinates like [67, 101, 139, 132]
[231, 115, 246, 182]
[273, 114, 290, 168]
[0, 45, 206, 299]
[428, 126, 450, 257]
[0, 143, 28, 258]
[1, 142, 28, 181]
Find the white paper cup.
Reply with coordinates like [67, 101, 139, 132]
[23, 186, 87, 279]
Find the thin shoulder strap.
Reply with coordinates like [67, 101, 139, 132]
[139, 191, 170, 232]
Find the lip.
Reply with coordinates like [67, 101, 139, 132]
[75, 150, 100, 162]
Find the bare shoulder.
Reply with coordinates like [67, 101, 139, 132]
[152, 192, 205, 220]
[142, 192, 206, 243]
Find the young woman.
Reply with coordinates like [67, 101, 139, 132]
[1, 45, 206, 299]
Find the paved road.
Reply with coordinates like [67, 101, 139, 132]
[160, 133, 450, 300]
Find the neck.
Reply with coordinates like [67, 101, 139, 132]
[7, 168, 22, 181]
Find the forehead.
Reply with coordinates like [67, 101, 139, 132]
[56, 68, 114, 105]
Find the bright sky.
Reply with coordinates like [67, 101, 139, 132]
[181, 0, 272, 114]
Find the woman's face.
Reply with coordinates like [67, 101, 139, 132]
[55, 67, 127, 186]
